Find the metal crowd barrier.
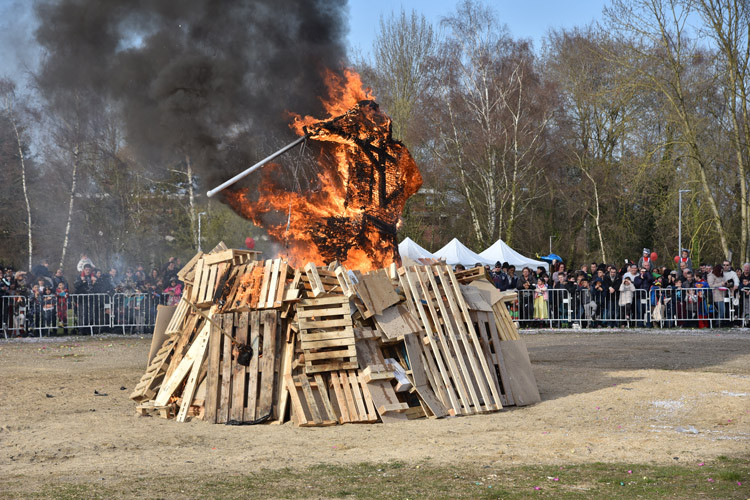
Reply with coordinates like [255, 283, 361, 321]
[1, 292, 176, 338]
[505, 286, 747, 328]
[2, 286, 748, 338]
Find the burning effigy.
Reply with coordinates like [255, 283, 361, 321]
[131, 70, 539, 426]
[224, 70, 422, 271]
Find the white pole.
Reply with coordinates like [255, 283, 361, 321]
[198, 212, 206, 252]
[678, 190, 690, 257]
[206, 136, 307, 197]
[678, 191, 682, 256]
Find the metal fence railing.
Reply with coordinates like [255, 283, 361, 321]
[3, 286, 749, 338]
[1, 292, 176, 338]
[504, 286, 750, 328]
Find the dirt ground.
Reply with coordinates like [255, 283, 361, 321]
[1, 329, 748, 492]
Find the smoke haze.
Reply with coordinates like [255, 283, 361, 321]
[33, 0, 349, 187]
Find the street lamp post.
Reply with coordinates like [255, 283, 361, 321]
[678, 190, 691, 257]
[198, 212, 207, 252]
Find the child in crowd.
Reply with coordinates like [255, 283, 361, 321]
[533, 277, 548, 322]
[619, 276, 636, 326]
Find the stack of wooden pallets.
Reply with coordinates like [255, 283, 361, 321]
[131, 244, 540, 426]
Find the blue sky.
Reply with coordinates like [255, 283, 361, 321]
[347, 0, 609, 56]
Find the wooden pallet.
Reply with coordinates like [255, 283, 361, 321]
[256, 259, 290, 309]
[130, 336, 178, 402]
[399, 265, 504, 415]
[165, 297, 191, 335]
[469, 310, 514, 406]
[203, 310, 281, 423]
[297, 295, 358, 374]
[285, 373, 338, 426]
[454, 266, 488, 284]
[302, 264, 342, 297]
[328, 369, 379, 423]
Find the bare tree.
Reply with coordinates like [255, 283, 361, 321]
[363, 8, 439, 145]
[545, 28, 639, 263]
[0, 78, 33, 271]
[695, 0, 750, 262]
[605, 0, 732, 258]
[430, 0, 552, 247]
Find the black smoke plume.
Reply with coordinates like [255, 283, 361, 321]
[33, 0, 349, 188]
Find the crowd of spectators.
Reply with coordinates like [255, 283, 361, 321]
[474, 248, 750, 328]
[1, 253, 185, 337]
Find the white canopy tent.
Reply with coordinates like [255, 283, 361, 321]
[433, 238, 493, 267]
[397, 237, 436, 261]
[479, 238, 549, 272]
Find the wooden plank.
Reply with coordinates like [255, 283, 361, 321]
[313, 373, 336, 422]
[305, 361, 358, 374]
[298, 317, 353, 329]
[483, 311, 514, 404]
[230, 312, 249, 422]
[471, 311, 503, 405]
[303, 346, 357, 361]
[245, 311, 260, 420]
[264, 259, 281, 308]
[373, 304, 421, 340]
[190, 259, 206, 303]
[217, 314, 233, 423]
[275, 332, 295, 424]
[297, 374, 323, 424]
[403, 332, 448, 418]
[154, 326, 211, 406]
[176, 328, 210, 422]
[498, 340, 541, 406]
[335, 266, 355, 297]
[285, 374, 308, 426]
[338, 370, 359, 420]
[198, 264, 216, 305]
[274, 262, 288, 308]
[355, 271, 400, 314]
[256, 310, 278, 417]
[203, 317, 223, 423]
[357, 372, 380, 422]
[296, 305, 350, 319]
[347, 370, 367, 419]
[165, 299, 190, 335]
[202, 248, 235, 266]
[257, 260, 272, 307]
[328, 371, 350, 423]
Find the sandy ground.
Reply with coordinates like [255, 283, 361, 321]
[1, 329, 748, 487]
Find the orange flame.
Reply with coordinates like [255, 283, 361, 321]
[225, 69, 422, 271]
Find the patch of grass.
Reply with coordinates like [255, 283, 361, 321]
[717, 470, 743, 482]
[4, 459, 747, 499]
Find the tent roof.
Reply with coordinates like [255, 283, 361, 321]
[398, 237, 435, 261]
[433, 238, 493, 266]
[479, 239, 549, 271]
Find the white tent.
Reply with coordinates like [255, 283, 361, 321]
[398, 237, 436, 261]
[479, 238, 549, 271]
[433, 238, 493, 267]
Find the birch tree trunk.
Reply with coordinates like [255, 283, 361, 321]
[186, 155, 198, 249]
[9, 115, 33, 271]
[59, 144, 79, 269]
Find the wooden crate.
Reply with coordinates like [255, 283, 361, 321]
[297, 295, 358, 374]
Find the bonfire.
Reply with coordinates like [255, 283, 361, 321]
[224, 69, 422, 271]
